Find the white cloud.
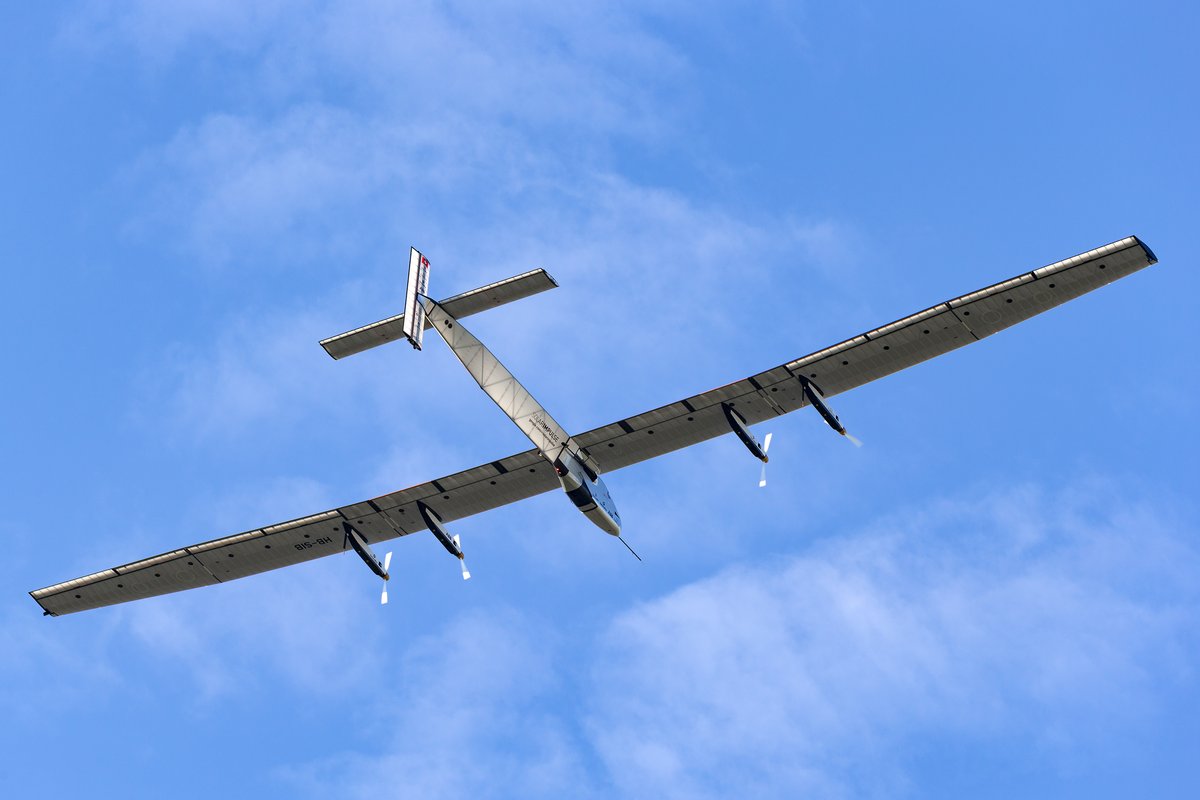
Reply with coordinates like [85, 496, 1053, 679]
[586, 483, 1198, 797]
[71, 0, 690, 144]
[64, 0, 300, 62]
[281, 481, 1198, 799]
[85, 1, 817, 278]
[131, 160, 856, 447]
[71, 0, 861, 452]
[127, 107, 392, 266]
[0, 601, 124, 720]
[140, 298, 362, 441]
[100, 474, 383, 702]
[281, 609, 594, 800]
[122, 555, 389, 701]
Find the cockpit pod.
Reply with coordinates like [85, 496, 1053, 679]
[553, 449, 621, 536]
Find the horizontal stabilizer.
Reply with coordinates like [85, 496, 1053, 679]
[320, 268, 558, 360]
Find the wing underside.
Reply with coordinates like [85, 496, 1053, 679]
[574, 236, 1157, 468]
[31, 236, 1156, 616]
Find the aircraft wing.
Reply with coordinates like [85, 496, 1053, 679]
[31, 448, 562, 616]
[574, 236, 1158, 468]
[30, 236, 1157, 616]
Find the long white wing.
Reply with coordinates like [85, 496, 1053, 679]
[30, 236, 1156, 616]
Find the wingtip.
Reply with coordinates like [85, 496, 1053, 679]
[29, 591, 57, 618]
[1132, 235, 1158, 265]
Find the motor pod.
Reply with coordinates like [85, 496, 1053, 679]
[722, 402, 769, 462]
[799, 377, 846, 436]
[343, 522, 390, 580]
[416, 501, 464, 559]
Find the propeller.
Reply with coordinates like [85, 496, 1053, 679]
[758, 432, 774, 488]
[843, 431, 863, 448]
[453, 535, 471, 580]
[380, 551, 393, 605]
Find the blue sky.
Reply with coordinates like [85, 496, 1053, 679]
[2, 2, 1198, 797]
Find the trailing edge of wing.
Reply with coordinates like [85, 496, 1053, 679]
[31, 236, 1156, 616]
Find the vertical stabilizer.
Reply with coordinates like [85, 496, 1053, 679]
[402, 247, 431, 349]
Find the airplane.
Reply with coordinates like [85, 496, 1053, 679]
[30, 236, 1159, 616]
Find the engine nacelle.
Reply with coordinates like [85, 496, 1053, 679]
[799, 377, 846, 435]
[416, 501, 464, 559]
[554, 450, 621, 536]
[722, 402, 769, 462]
[343, 522, 389, 580]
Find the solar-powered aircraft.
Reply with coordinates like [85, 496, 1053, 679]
[30, 237, 1158, 616]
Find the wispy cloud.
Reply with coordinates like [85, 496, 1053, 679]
[274, 481, 1198, 799]
[80, 0, 859, 452]
[586, 482, 1198, 797]
[139, 170, 857, 444]
[70, 1, 688, 140]
[121, 557, 389, 702]
[281, 609, 593, 799]
[100, 474, 384, 702]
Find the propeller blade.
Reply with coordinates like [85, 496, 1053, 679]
[381, 551, 393, 604]
[758, 432, 773, 487]
[844, 432, 863, 448]
[454, 535, 471, 580]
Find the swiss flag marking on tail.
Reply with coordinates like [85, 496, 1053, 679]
[404, 247, 431, 350]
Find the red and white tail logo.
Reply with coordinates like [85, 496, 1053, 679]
[403, 247, 431, 350]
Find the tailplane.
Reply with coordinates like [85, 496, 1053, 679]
[318, 248, 556, 360]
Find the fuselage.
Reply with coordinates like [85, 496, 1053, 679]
[554, 450, 621, 536]
[423, 297, 624, 539]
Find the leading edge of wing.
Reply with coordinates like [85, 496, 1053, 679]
[572, 236, 1157, 470]
[31, 448, 559, 616]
